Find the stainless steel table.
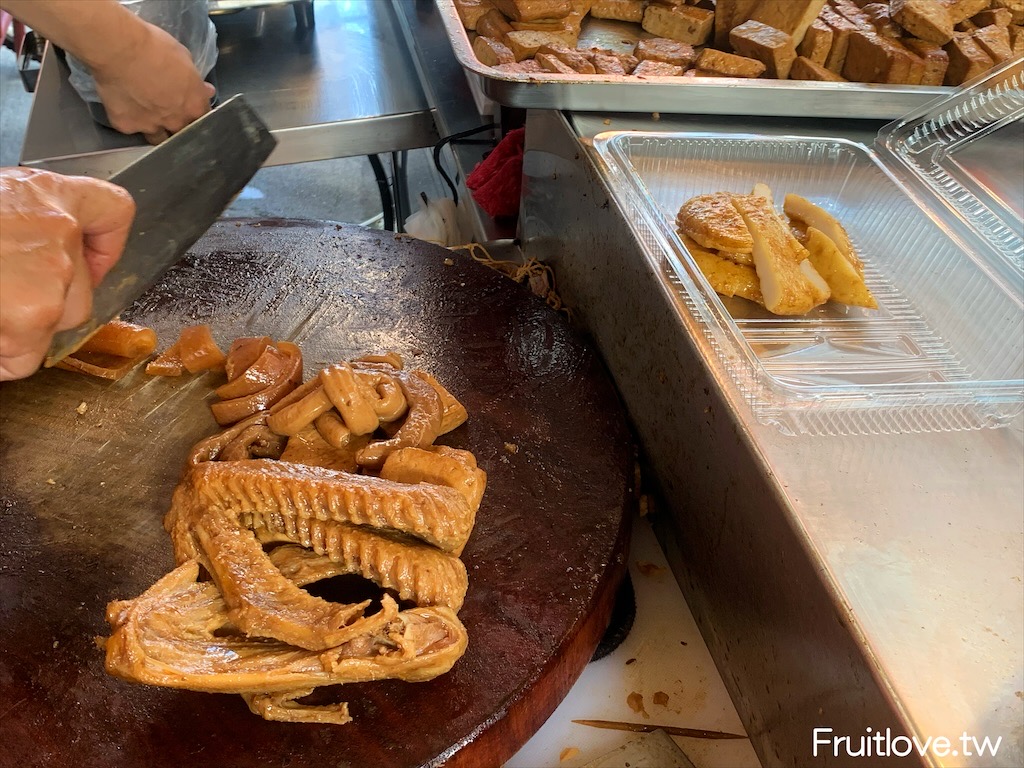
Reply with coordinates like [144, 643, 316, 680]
[19, 0, 439, 176]
[519, 108, 1024, 768]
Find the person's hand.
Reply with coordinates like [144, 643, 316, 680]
[0, 168, 135, 381]
[93, 21, 215, 144]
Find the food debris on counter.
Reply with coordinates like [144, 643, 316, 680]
[627, 691, 648, 717]
[76, 402, 88, 415]
[653, 691, 670, 707]
[636, 561, 666, 577]
[559, 746, 580, 762]
[504, 441, 519, 453]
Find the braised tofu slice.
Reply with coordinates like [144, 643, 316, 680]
[783, 193, 864, 276]
[681, 235, 764, 306]
[732, 195, 830, 316]
[803, 227, 877, 308]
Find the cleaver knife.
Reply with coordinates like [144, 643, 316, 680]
[44, 94, 277, 365]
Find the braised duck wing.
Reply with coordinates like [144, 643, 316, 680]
[104, 561, 469, 724]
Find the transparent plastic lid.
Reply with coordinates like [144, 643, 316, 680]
[876, 57, 1024, 276]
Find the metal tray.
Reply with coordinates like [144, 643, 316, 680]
[434, 0, 951, 119]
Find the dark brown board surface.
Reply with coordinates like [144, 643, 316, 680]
[0, 221, 635, 768]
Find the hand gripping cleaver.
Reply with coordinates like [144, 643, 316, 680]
[45, 94, 277, 365]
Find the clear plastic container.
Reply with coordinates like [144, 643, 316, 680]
[592, 61, 1023, 437]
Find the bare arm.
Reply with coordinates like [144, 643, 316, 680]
[1, 0, 215, 142]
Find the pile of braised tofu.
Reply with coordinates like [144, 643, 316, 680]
[455, 0, 1023, 85]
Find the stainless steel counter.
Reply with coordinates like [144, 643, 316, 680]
[19, 0, 438, 176]
[520, 108, 1024, 768]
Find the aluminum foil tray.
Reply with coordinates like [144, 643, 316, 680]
[591, 126, 1023, 436]
[435, 0, 951, 119]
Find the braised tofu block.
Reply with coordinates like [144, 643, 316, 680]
[535, 51, 577, 73]
[971, 8, 1014, 26]
[798, 19, 834, 65]
[991, 0, 1024, 25]
[510, 18, 570, 30]
[477, 8, 514, 39]
[946, 0, 991, 24]
[748, 0, 826, 46]
[1010, 24, 1024, 55]
[632, 59, 685, 76]
[585, 47, 640, 71]
[634, 37, 697, 67]
[944, 31, 996, 83]
[713, 0, 760, 47]
[891, 0, 954, 43]
[830, 0, 875, 30]
[790, 55, 849, 80]
[455, 0, 495, 30]
[973, 24, 1015, 61]
[473, 35, 516, 65]
[588, 52, 627, 74]
[695, 47, 768, 77]
[642, 3, 715, 45]
[904, 38, 951, 84]
[589, 0, 645, 22]
[860, 3, 903, 37]
[843, 30, 924, 84]
[730, 20, 798, 78]
[505, 29, 577, 59]
[820, 7, 857, 72]
[491, 0, 571, 21]
[537, 43, 597, 72]
[495, 59, 545, 73]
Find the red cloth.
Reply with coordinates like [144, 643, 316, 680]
[467, 128, 525, 220]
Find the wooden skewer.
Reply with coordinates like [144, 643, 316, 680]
[572, 719, 747, 740]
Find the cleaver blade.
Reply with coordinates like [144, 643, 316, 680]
[44, 94, 277, 365]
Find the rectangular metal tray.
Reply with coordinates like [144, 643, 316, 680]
[434, 0, 950, 119]
[592, 130, 1023, 436]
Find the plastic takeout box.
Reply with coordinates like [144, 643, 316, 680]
[592, 58, 1024, 437]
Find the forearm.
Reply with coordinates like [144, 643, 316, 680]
[0, 0, 147, 74]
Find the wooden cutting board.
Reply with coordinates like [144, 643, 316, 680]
[0, 221, 635, 768]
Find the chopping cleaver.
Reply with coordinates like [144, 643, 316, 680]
[44, 94, 277, 365]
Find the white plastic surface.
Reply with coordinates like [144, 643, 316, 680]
[506, 515, 760, 768]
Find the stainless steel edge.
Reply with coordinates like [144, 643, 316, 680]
[433, 0, 950, 120]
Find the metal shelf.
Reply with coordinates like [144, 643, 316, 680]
[19, 0, 438, 177]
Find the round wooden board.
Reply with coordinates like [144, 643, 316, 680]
[0, 221, 635, 768]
